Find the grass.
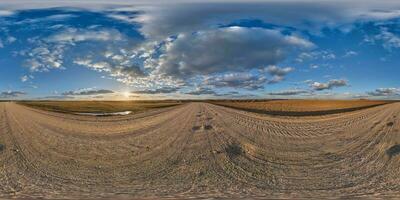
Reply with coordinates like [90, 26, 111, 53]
[18, 100, 182, 114]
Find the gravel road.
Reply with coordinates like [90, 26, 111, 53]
[1, 102, 399, 199]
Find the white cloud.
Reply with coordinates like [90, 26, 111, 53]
[21, 75, 29, 82]
[24, 44, 65, 72]
[0, 10, 14, 16]
[344, 50, 358, 57]
[311, 79, 348, 91]
[21, 27, 127, 76]
[296, 50, 336, 62]
[73, 58, 148, 86]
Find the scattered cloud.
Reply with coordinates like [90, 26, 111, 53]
[310, 65, 319, 69]
[374, 28, 400, 51]
[343, 50, 358, 57]
[73, 58, 146, 85]
[296, 51, 336, 62]
[23, 44, 65, 72]
[20, 75, 28, 82]
[20, 75, 34, 82]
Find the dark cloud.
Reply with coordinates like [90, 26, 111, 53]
[0, 91, 27, 98]
[132, 87, 180, 94]
[204, 73, 267, 90]
[134, 1, 400, 40]
[311, 79, 348, 91]
[268, 89, 310, 96]
[367, 88, 399, 96]
[265, 65, 294, 77]
[37, 95, 75, 100]
[185, 87, 217, 96]
[153, 27, 312, 78]
[62, 89, 114, 96]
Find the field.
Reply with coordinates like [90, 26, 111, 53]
[1, 100, 400, 199]
[18, 100, 182, 114]
[210, 99, 390, 115]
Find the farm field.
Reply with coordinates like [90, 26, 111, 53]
[1, 101, 400, 199]
[210, 99, 390, 116]
[18, 101, 182, 114]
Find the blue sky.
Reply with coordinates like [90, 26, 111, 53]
[0, 0, 400, 100]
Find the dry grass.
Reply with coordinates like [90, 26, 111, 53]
[211, 99, 390, 115]
[18, 100, 182, 114]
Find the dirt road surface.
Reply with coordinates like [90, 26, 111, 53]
[1, 102, 400, 199]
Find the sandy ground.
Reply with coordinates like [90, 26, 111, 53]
[0, 102, 400, 199]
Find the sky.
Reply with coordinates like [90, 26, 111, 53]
[0, 0, 400, 100]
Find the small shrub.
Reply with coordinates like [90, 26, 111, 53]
[386, 144, 400, 157]
[225, 143, 243, 158]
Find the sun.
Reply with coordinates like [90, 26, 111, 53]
[123, 91, 130, 98]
